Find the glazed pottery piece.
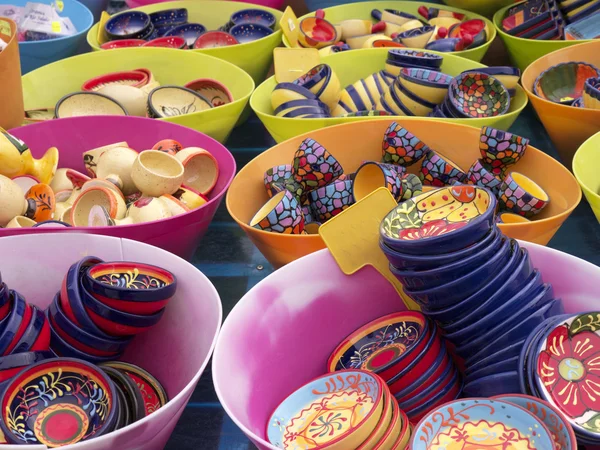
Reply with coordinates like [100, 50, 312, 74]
[399, 173, 423, 200]
[309, 179, 354, 222]
[55, 92, 128, 118]
[480, 126, 529, 169]
[152, 139, 182, 156]
[95, 146, 139, 195]
[71, 186, 127, 226]
[97, 85, 147, 118]
[382, 121, 430, 167]
[81, 71, 149, 92]
[497, 211, 531, 224]
[231, 8, 276, 28]
[463, 66, 521, 91]
[49, 169, 73, 193]
[271, 83, 318, 111]
[381, 185, 496, 255]
[148, 8, 187, 27]
[24, 183, 55, 222]
[398, 25, 435, 48]
[387, 49, 443, 69]
[143, 36, 186, 48]
[0, 291, 27, 355]
[0, 129, 58, 184]
[584, 77, 600, 110]
[105, 11, 152, 40]
[5, 216, 36, 228]
[172, 185, 208, 210]
[132, 150, 184, 197]
[353, 161, 403, 201]
[0, 351, 53, 384]
[159, 195, 189, 217]
[147, 85, 212, 118]
[398, 67, 453, 105]
[466, 159, 502, 195]
[192, 30, 239, 48]
[185, 79, 233, 107]
[264, 164, 293, 198]
[0, 358, 117, 446]
[292, 138, 344, 192]
[249, 190, 304, 234]
[498, 171, 549, 218]
[534, 62, 600, 105]
[174, 147, 219, 195]
[266, 370, 383, 449]
[419, 150, 467, 186]
[164, 23, 207, 47]
[293, 64, 341, 110]
[101, 39, 146, 49]
[100, 365, 146, 423]
[298, 16, 337, 49]
[449, 71, 511, 118]
[0, 175, 28, 226]
[83, 142, 128, 177]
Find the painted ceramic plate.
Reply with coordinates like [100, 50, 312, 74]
[411, 398, 555, 449]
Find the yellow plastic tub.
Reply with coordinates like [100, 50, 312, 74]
[22, 47, 255, 144]
[251, 48, 528, 143]
[442, 0, 515, 18]
[493, 1, 593, 72]
[573, 131, 600, 223]
[86, 0, 282, 84]
[284, 1, 496, 62]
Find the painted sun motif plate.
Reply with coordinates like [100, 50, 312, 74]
[411, 398, 555, 450]
[267, 370, 383, 449]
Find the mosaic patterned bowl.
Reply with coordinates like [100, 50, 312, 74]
[479, 126, 529, 169]
[249, 190, 305, 234]
[380, 185, 496, 255]
[448, 71, 511, 118]
[0, 358, 117, 446]
[292, 138, 344, 192]
[327, 312, 430, 381]
[308, 179, 354, 222]
[533, 62, 600, 106]
[419, 150, 467, 186]
[467, 159, 502, 195]
[498, 171, 549, 218]
[411, 398, 554, 449]
[266, 370, 384, 449]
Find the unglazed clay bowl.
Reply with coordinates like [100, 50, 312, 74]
[327, 311, 430, 381]
[131, 150, 185, 197]
[105, 11, 152, 40]
[55, 92, 129, 118]
[0, 357, 117, 446]
[147, 85, 213, 118]
[266, 370, 384, 449]
[380, 185, 496, 255]
[533, 61, 600, 106]
[83, 261, 176, 314]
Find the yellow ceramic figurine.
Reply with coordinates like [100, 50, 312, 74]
[0, 128, 59, 184]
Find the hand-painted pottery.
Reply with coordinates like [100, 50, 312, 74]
[373, 9, 419, 26]
[466, 159, 503, 195]
[584, 77, 600, 110]
[231, 8, 276, 28]
[393, 79, 437, 116]
[462, 66, 521, 91]
[148, 8, 188, 27]
[397, 68, 453, 105]
[81, 71, 149, 92]
[293, 64, 340, 110]
[309, 179, 354, 222]
[82, 142, 126, 178]
[405, 371, 463, 424]
[55, 92, 129, 118]
[327, 312, 429, 380]
[230, 23, 273, 44]
[0, 284, 10, 321]
[174, 147, 219, 196]
[498, 171, 549, 218]
[142, 36, 186, 49]
[387, 49, 443, 69]
[480, 126, 529, 169]
[164, 23, 207, 48]
[401, 364, 460, 418]
[292, 138, 343, 192]
[462, 371, 521, 397]
[172, 185, 208, 210]
[449, 72, 511, 118]
[353, 161, 403, 202]
[411, 398, 555, 449]
[0, 351, 53, 383]
[0, 291, 27, 355]
[298, 16, 337, 49]
[10, 306, 49, 355]
[448, 18, 487, 48]
[184, 79, 233, 107]
[398, 25, 435, 49]
[250, 190, 304, 234]
[534, 62, 600, 105]
[193, 31, 239, 49]
[266, 370, 384, 449]
[101, 39, 145, 49]
[100, 365, 146, 423]
[271, 83, 318, 111]
[70, 186, 127, 227]
[355, 389, 394, 450]
[425, 37, 463, 52]
[0, 358, 117, 446]
[393, 346, 449, 402]
[497, 211, 531, 224]
[494, 394, 577, 450]
[381, 185, 495, 255]
[147, 85, 212, 118]
[5, 216, 36, 229]
[105, 11, 152, 40]
[100, 361, 167, 417]
[418, 150, 467, 186]
[399, 173, 423, 201]
[264, 165, 294, 198]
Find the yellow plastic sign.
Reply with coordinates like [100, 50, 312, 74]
[279, 6, 299, 48]
[51, 21, 61, 33]
[274, 48, 320, 83]
[0, 19, 11, 37]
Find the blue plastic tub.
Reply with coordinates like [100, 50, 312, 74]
[76, 0, 109, 22]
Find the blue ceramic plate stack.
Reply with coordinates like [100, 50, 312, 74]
[380, 184, 565, 397]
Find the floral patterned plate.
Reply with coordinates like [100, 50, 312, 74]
[267, 370, 384, 449]
[411, 398, 555, 450]
[0, 357, 117, 447]
[380, 185, 496, 255]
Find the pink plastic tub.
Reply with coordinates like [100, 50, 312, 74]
[213, 242, 600, 449]
[125, 0, 285, 10]
[0, 233, 222, 450]
[8, 116, 236, 261]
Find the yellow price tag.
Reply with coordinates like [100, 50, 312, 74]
[55, 0, 64, 11]
[52, 21, 61, 33]
[0, 19, 11, 37]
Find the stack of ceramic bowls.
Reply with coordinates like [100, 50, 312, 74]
[409, 396, 575, 450]
[47, 256, 176, 362]
[266, 369, 412, 449]
[533, 61, 600, 109]
[327, 312, 462, 424]
[379, 185, 565, 397]
[520, 311, 600, 446]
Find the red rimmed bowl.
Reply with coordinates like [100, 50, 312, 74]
[100, 39, 146, 50]
[81, 70, 150, 92]
[0, 351, 54, 384]
[0, 357, 118, 446]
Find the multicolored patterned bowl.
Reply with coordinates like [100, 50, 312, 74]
[533, 61, 600, 106]
[448, 71, 511, 118]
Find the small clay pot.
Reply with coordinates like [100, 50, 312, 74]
[71, 186, 127, 226]
[97, 85, 148, 117]
[159, 195, 190, 217]
[131, 150, 184, 197]
[49, 168, 74, 193]
[174, 147, 219, 195]
[0, 175, 28, 226]
[5, 216, 36, 228]
[172, 185, 208, 210]
[95, 147, 139, 195]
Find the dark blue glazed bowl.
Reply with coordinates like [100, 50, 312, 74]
[0, 292, 26, 355]
[101, 365, 146, 423]
[274, 99, 330, 116]
[404, 367, 462, 418]
[391, 229, 503, 290]
[387, 49, 443, 68]
[466, 356, 519, 383]
[231, 8, 276, 28]
[282, 107, 331, 118]
[105, 11, 152, 41]
[398, 25, 435, 43]
[149, 8, 188, 27]
[467, 339, 525, 379]
[164, 23, 207, 47]
[405, 236, 511, 309]
[397, 359, 454, 411]
[10, 306, 46, 355]
[393, 347, 447, 400]
[0, 351, 54, 384]
[462, 371, 520, 397]
[388, 83, 415, 116]
[380, 226, 499, 272]
[230, 23, 273, 44]
[32, 220, 72, 227]
[425, 37, 462, 52]
[371, 9, 418, 22]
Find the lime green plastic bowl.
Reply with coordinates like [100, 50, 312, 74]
[283, 1, 496, 62]
[493, 1, 593, 72]
[22, 47, 255, 144]
[86, 0, 282, 84]
[251, 48, 528, 143]
[573, 131, 600, 223]
[442, 0, 515, 18]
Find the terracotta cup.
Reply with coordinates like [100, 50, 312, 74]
[132, 150, 184, 197]
[49, 168, 74, 193]
[83, 142, 129, 177]
[0, 18, 24, 130]
[0, 175, 27, 226]
[174, 147, 219, 196]
[71, 186, 127, 226]
[95, 146, 139, 195]
[172, 185, 208, 210]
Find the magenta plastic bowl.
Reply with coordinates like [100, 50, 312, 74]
[213, 241, 600, 449]
[8, 116, 236, 260]
[126, 0, 284, 9]
[0, 233, 222, 450]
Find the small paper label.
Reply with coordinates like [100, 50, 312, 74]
[51, 20, 61, 33]
[0, 19, 11, 37]
[55, 0, 64, 12]
[288, 18, 295, 31]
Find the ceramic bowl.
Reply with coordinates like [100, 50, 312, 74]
[185, 78, 234, 107]
[147, 85, 213, 119]
[100, 365, 146, 424]
[266, 370, 384, 449]
[81, 70, 149, 92]
[101, 39, 146, 49]
[467, 159, 502, 195]
[164, 23, 207, 48]
[105, 11, 152, 40]
[462, 66, 521, 90]
[462, 371, 521, 396]
[393, 346, 450, 402]
[143, 36, 186, 48]
[0, 351, 53, 384]
[398, 25, 435, 49]
[0, 291, 27, 355]
[449, 71, 511, 118]
[405, 369, 463, 423]
[533, 61, 600, 105]
[298, 16, 337, 49]
[55, 92, 129, 118]
[84, 261, 176, 313]
[10, 305, 50, 354]
[398, 67, 453, 105]
[498, 171, 550, 218]
[479, 125, 529, 169]
[230, 8, 276, 28]
[229, 23, 273, 44]
[380, 185, 496, 255]
[327, 311, 430, 381]
[193, 30, 239, 48]
[0, 357, 117, 446]
[393, 79, 436, 116]
[148, 8, 187, 27]
[382, 121, 431, 166]
[584, 76, 600, 110]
